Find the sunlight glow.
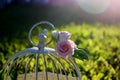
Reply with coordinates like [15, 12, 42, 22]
[76, 0, 111, 14]
[99, 0, 120, 23]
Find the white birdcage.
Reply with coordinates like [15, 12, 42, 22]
[3, 21, 82, 80]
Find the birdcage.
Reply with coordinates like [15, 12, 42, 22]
[3, 21, 82, 80]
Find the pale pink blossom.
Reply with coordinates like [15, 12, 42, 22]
[55, 40, 75, 58]
[59, 31, 71, 40]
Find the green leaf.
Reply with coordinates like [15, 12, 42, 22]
[73, 48, 89, 60]
[0, 69, 4, 80]
[10, 67, 18, 80]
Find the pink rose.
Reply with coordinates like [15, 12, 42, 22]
[59, 31, 71, 41]
[55, 40, 75, 58]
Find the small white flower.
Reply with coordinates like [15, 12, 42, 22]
[52, 30, 59, 39]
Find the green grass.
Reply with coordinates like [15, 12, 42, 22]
[0, 23, 120, 80]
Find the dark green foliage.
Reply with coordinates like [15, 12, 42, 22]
[10, 67, 18, 80]
[0, 70, 4, 80]
[74, 48, 89, 60]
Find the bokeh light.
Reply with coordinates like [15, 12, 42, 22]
[76, 0, 111, 14]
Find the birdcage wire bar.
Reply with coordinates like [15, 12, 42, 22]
[3, 52, 82, 80]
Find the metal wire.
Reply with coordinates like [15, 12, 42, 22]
[4, 52, 82, 80]
[50, 54, 69, 80]
[48, 55, 60, 80]
[24, 55, 34, 80]
[69, 57, 82, 80]
[36, 54, 40, 80]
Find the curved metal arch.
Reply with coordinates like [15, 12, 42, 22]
[28, 21, 55, 47]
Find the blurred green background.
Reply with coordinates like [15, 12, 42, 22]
[0, 0, 120, 80]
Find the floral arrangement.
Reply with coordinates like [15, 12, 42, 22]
[52, 31, 77, 58]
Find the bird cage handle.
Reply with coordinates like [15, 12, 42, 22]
[28, 21, 55, 49]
